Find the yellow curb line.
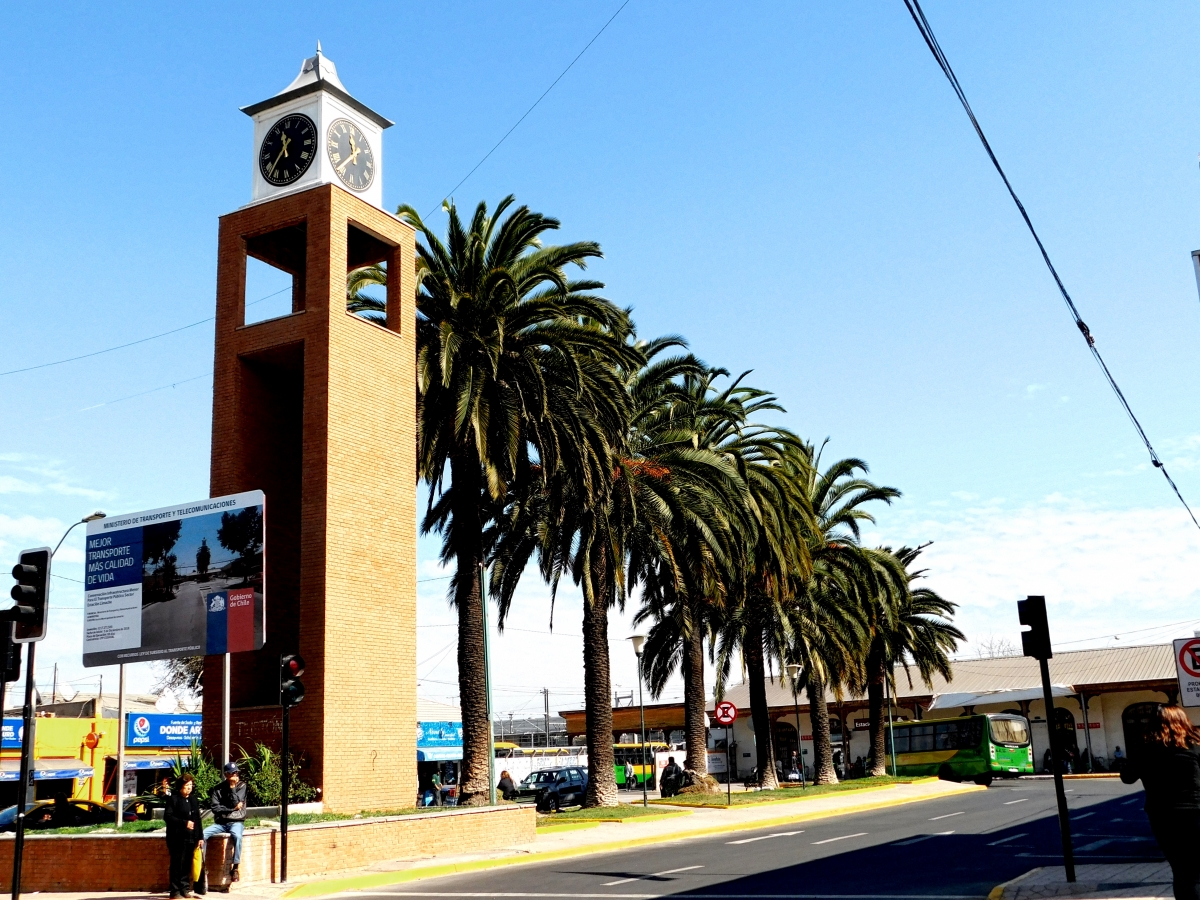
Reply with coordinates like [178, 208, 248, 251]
[281, 782, 982, 899]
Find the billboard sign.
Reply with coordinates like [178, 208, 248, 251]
[83, 491, 265, 667]
[1174, 638, 1200, 708]
[125, 713, 204, 748]
[1, 719, 23, 749]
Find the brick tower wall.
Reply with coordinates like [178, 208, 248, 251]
[203, 184, 417, 813]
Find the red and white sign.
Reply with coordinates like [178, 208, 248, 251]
[713, 701, 738, 726]
[1075, 722, 1100, 730]
[1174, 638, 1200, 708]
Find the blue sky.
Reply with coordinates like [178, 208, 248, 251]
[3, 2, 1200, 712]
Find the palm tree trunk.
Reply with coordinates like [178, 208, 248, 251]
[866, 644, 887, 777]
[805, 674, 838, 785]
[582, 541, 618, 807]
[743, 625, 778, 789]
[450, 454, 492, 805]
[682, 619, 708, 775]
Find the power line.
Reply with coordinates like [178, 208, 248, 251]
[903, 0, 1200, 533]
[425, 0, 632, 217]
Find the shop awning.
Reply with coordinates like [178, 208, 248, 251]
[0, 760, 94, 782]
[417, 747, 462, 762]
[927, 684, 1075, 710]
[120, 756, 179, 771]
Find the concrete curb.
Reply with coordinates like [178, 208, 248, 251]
[281, 781, 983, 899]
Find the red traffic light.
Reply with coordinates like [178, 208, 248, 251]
[280, 653, 306, 709]
[283, 654, 305, 678]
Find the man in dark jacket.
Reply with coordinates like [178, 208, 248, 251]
[660, 757, 684, 798]
[203, 762, 248, 882]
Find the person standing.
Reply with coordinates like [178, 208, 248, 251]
[659, 756, 683, 798]
[1121, 705, 1200, 900]
[623, 759, 635, 790]
[165, 774, 203, 899]
[203, 762, 248, 883]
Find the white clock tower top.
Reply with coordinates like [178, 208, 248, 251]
[242, 44, 392, 209]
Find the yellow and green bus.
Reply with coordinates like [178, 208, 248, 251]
[613, 742, 668, 786]
[885, 714, 1033, 785]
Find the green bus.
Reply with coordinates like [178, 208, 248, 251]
[614, 742, 668, 786]
[884, 714, 1033, 785]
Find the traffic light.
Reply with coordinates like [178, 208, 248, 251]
[280, 654, 305, 708]
[10, 547, 51, 643]
[1018, 595, 1052, 660]
[0, 627, 21, 683]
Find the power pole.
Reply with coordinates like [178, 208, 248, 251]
[543, 688, 550, 747]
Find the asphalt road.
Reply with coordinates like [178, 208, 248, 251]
[344, 778, 1159, 899]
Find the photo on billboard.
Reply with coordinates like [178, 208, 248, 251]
[83, 491, 265, 667]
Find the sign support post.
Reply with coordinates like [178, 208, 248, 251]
[222, 653, 231, 765]
[115, 664, 126, 827]
[713, 701, 738, 807]
[726, 725, 732, 806]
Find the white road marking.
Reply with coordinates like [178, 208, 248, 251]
[727, 830, 804, 845]
[602, 865, 704, 887]
[1122, 797, 1142, 806]
[1077, 838, 1115, 851]
[1073, 812, 1094, 820]
[1003, 799, 1028, 805]
[812, 832, 869, 844]
[987, 833, 1028, 846]
[929, 811, 965, 820]
[895, 831, 954, 845]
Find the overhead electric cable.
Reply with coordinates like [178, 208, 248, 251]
[425, 0, 632, 217]
[902, 0, 1200, 532]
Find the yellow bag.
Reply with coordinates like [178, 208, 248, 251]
[192, 844, 204, 884]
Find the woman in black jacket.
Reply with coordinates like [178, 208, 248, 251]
[164, 773, 204, 898]
[1121, 705, 1200, 900]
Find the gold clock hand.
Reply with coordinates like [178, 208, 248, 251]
[268, 134, 292, 176]
[336, 147, 360, 174]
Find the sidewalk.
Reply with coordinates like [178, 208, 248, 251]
[990, 864, 1172, 900]
[26, 779, 980, 900]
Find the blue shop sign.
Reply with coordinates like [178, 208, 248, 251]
[126, 713, 203, 748]
[1, 719, 24, 749]
[417, 720, 462, 749]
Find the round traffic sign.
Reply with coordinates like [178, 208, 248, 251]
[714, 700, 738, 725]
[1179, 638, 1200, 678]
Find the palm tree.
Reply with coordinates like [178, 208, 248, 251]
[634, 369, 774, 776]
[784, 444, 899, 784]
[398, 196, 635, 805]
[346, 264, 386, 324]
[857, 544, 963, 777]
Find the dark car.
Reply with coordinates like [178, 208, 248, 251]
[0, 798, 139, 831]
[534, 766, 588, 812]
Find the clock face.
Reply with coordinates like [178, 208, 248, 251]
[326, 118, 375, 191]
[259, 114, 317, 186]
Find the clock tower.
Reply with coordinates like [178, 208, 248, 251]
[202, 47, 417, 814]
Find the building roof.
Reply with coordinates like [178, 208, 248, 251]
[241, 43, 393, 128]
[417, 697, 461, 722]
[714, 643, 1177, 713]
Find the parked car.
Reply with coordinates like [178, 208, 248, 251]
[534, 766, 588, 812]
[0, 798, 139, 831]
[512, 769, 558, 803]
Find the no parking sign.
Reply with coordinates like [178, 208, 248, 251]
[1173, 638, 1200, 708]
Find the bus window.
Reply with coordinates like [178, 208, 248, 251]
[990, 717, 1030, 747]
[934, 722, 959, 751]
[888, 727, 910, 754]
[910, 724, 935, 753]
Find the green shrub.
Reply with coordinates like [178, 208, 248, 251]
[238, 743, 317, 807]
[172, 741, 223, 799]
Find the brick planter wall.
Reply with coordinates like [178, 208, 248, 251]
[0, 805, 535, 892]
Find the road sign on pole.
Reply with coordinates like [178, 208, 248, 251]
[714, 701, 738, 726]
[1174, 638, 1200, 708]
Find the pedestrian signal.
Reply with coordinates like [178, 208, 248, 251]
[1018, 595, 1052, 661]
[10, 547, 51, 643]
[280, 653, 306, 708]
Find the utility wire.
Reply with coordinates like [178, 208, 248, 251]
[425, 0, 632, 218]
[903, 0, 1200, 533]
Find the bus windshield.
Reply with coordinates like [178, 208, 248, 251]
[989, 716, 1030, 747]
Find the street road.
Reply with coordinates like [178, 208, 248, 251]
[343, 779, 1157, 899]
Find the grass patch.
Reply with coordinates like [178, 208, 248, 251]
[35, 819, 166, 835]
[538, 804, 692, 824]
[653, 776, 920, 807]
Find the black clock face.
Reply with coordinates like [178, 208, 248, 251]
[326, 118, 374, 192]
[259, 114, 317, 186]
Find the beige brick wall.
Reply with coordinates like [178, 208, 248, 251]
[203, 184, 418, 812]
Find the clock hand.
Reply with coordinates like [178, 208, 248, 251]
[268, 135, 292, 176]
[336, 147, 360, 174]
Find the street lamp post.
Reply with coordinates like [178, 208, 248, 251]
[784, 664, 806, 788]
[629, 635, 648, 808]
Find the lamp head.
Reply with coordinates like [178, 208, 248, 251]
[628, 634, 647, 657]
[785, 663, 801, 680]
[82, 511, 106, 523]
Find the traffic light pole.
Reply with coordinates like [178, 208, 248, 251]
[11, 640, 37, 900]
[1039, 658, 1075, 883]
[280, 701, 290, 882]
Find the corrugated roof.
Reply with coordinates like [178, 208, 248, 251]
[417, 697, 461, 721]
[712, 643, 1177, 713]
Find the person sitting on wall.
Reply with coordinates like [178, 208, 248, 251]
[203, 762, 248, 884]
[498, 770, 517, 801]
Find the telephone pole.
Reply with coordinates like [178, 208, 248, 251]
[542, 688, 550, 747]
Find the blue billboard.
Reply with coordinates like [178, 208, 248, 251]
[126, 713, 203, 748]
[2, 718, 24, 749]
[416, 720, 462, 762]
